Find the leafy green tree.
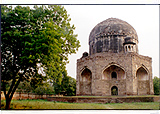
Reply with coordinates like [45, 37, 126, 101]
[16, 81, 24, 99]
[34, 85, 46, 96]
[46, 85, 55, 95]
[54, 71, 76, 96]
[34, 84, 55, 96]
[16, 80, 33, 99]
[1, 5, 80, 109]
[65, 76, 76, 96]
[153, 76, 160, 95]
[24, 81, 33, 98]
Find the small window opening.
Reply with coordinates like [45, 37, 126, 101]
[125, 46, 127, 52]
[128, 45, 131, 51]
[111, 72, 117, 79]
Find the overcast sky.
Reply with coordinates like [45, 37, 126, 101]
[1, 2, 159, 79]
[64, 5, 159, 79]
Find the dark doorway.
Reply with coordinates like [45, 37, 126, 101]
[111, 86, 118, 95]
[111, 72, 117, 79]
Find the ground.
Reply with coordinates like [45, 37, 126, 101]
[1, 99, 159, 110]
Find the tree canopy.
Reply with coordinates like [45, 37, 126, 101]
[153, 76, 160, 95]
[1, 5, 80, 109]
[54, 70, 76, 96]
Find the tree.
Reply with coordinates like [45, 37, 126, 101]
[45, 85, 55, 95]
[54, 70, 76, 96]
[16, 81, 24, 99]
[153, 76, 160, 95]
[17, 80, 33, 99]
[34, 84, 55, 97]
[34, 85, 46, 97]
[65, 76, 76, 96]
[1, 5, 80, 109]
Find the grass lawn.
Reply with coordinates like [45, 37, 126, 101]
[1, 99, 159, 110]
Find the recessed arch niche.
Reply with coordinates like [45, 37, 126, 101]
[136, 67, 149, 80]
[81, 68, 92, 82]
[136, 66, 150, 95]
[80, 68, 92, 95]
[102, 65, 125, 80]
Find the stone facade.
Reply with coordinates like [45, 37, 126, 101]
[76, 18, 154, 96]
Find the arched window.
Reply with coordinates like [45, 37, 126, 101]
[111, 72, 117, 79]
[125, 46, 127, 52]
[128, 45, 131, 51]
[111, 86, 118, 95]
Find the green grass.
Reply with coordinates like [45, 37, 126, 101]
[1, 99, 159, 110]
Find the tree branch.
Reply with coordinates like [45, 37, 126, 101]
[9, 75, 22, 100]
[2, 80, 7, 97]
[7, 77, 16, 97]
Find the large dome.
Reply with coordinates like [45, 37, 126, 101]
[89, 18, 138, 43]
[88, 18, 139, 55]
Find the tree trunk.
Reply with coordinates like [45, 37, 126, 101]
[5, 98, 11, 109]
[4, 77, 22, 109]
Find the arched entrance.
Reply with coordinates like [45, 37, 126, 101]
[111, 86, 118, 95]
[80, 68, 92, 95]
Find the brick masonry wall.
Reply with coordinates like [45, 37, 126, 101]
[1, 92, 56, 100]
[76, 52, 154, 96]
[132, 53, 154, 95]
[47, 96, 160, 104]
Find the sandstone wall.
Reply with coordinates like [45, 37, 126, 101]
[77, 52, 153, 96]
[47, 96, 160, 104]
[132, 53, 154, 95]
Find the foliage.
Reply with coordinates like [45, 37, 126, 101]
[54, 71, 76, 96]
[153, 76, 160, 95]
[64, 76, 76, 96]
[1, 5, 80, 109]
[45, 85, 55, 95]
[34, 85, 54, 95]
[34, 85, 46, 95]
[16, 80, 33, 93]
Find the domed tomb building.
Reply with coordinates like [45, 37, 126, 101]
[76, 18, 154, 96]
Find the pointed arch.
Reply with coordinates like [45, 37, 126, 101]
[80, 67, 92, 95]
[102, 64, 125, 80]
[111, 86, 118, 95]
[136, 66, 149, 80]
[81, 68, 92, 82]
[136, 66, 150, 95]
